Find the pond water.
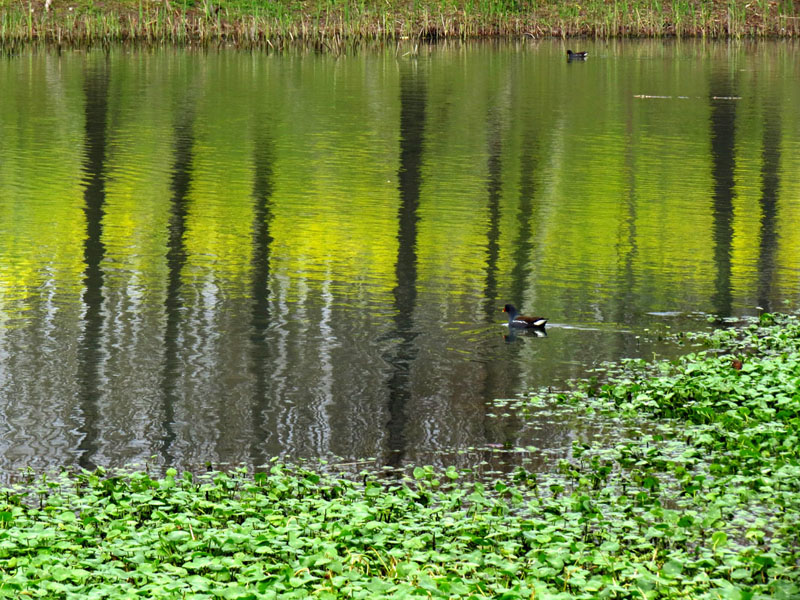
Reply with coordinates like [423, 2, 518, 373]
[1, 40, 799, 479]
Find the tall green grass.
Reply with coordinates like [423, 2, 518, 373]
[0, 0, 797, 47]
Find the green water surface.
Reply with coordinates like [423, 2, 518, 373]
[0, 40, 798, 477]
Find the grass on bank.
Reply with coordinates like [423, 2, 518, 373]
[1, 312, 799, 598]
[0, 0, 798, 47]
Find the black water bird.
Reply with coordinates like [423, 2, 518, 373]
[502, 304, 548, 329]
[567, 49, 588, 61]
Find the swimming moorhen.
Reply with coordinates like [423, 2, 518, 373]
[567, 49, 588, 60]
[503, 304, 548, 329]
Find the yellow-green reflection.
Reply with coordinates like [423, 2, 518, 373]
[0, 41, 798, 477]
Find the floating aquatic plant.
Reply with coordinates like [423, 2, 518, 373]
[2, 313, 799, 598]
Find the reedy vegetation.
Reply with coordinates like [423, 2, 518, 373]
[1, 313, 799, 598]
[0, 0, 798, 47]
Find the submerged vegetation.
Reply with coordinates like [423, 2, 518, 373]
[0, 0, 798, 47]
[1, 313, 799, 598]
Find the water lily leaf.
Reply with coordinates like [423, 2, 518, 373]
[57, 510, 77, 523]
[219, 585, 257, 599]
[165, 530, 192, 543]
[50, 566, 74, 582]
[185, 574, 212, 590]
[660, 558, 684, 579]
[711, 531, 728, 549]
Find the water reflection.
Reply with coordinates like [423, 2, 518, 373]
[161, 93, 195, 467]
[0, 41, 799, 479]
[757, 97, 781, 312]
[709, 67, 737, 320]
[482, 106, 503, 318]
[384, 62, 425, 467]
[509, 125, 537, 316]
[76, 55, 110, 469]
[248, 111, 277, 467]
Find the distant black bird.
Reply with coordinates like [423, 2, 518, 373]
[502, 304, 548, 329]
[567, 49, 588, 61]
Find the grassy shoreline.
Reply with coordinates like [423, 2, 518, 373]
[0, 0, 798, 48]
[1, 313, 799, 598]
